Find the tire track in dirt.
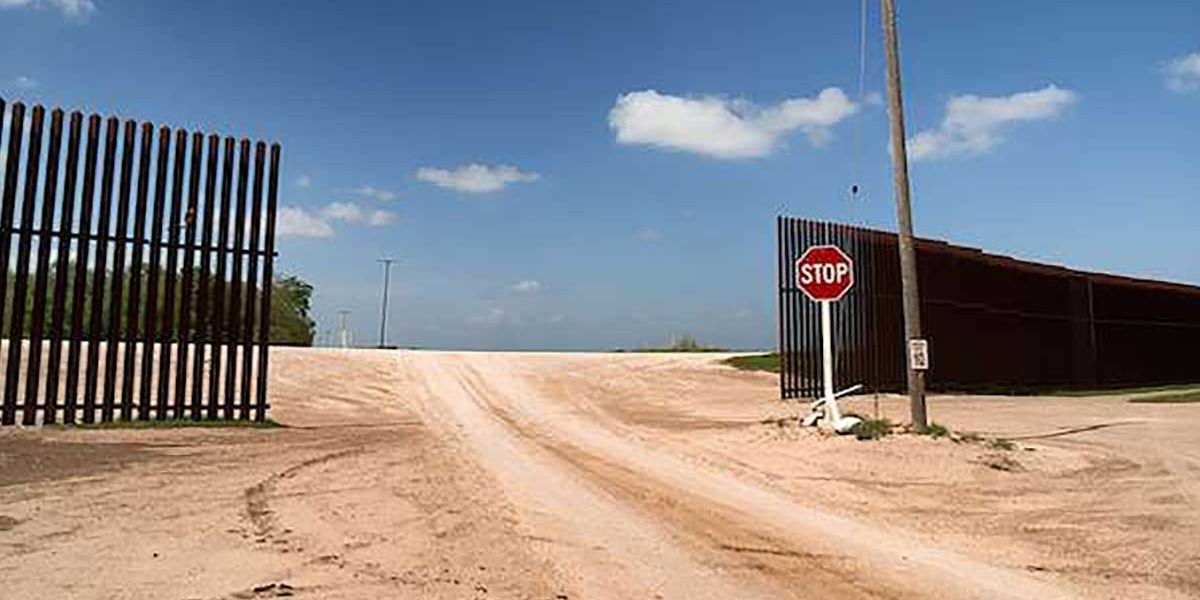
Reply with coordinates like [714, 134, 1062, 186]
[242, 447, 369, 546]
[407, 351, 1083, 600]
[402, 351, 792, 600]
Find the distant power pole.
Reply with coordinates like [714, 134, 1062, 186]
[337, 310, 350, 349]
[377, 258, 397, 348]
[882, 0, 928, 430]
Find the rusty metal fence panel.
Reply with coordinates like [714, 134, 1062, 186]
[0, 98, 280, 425]
[778, 217, 898, 399]
[778, 216, 1200, 398]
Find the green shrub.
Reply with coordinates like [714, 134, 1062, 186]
[923, 422, 951, 438]
[850, 415, 893, 441]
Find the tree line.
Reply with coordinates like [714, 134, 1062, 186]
[2, 263, 315, 345]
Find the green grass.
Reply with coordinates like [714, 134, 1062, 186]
[1128, 392, 1200, 404]
[905, 381, 1200, 397]
[718, 351, 1199, 403]
[848, 415, 893, 441]
[723, 353, 780, 373]
[922, 422, 951, 438]
[1048, 383, 1200, 397]
[69, 418, 280, 430]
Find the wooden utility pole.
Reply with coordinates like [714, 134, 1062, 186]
[377, 258, 397, 348]
[881, 0, 928, 430]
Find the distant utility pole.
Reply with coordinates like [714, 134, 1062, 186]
[338, 310, 350, 349]
[377, 258, 397, 348]
[882, 0, 928, 431]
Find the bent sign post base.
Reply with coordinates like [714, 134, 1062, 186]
[817, 300, 862, 434]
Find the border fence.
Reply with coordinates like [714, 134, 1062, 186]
[0, 98, 280, 425]
[778, 216, 1200, 399]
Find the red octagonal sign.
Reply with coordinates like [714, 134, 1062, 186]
[795, 245, 855, 302]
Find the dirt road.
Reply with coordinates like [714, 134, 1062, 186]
[2, 349, 1197, 599]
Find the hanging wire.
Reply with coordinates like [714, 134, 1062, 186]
[849, 0, 869, 213]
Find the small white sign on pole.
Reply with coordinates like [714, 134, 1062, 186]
[909, 339, 930, 371]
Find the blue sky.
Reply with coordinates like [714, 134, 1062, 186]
[2, 0, 1198, 350]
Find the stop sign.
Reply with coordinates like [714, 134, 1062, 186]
[795, 245, 855, 302]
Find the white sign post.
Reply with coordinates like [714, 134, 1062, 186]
[820, 300, 843, 422]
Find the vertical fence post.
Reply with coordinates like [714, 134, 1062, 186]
[868, 229, 882, 393]
[255, 143, 280, 422]
[791, 218, 803, 399]
[139, 126, 170, 418]
[1086, 278, 1099, 387]
[157, 130, 186, 417]
[65, 115, 100, 424]
[104, 121, 136, 421]
[5, 105, 45, 425]
[797, 220, 807, 397]
[239, 142, 266, 419]
[194, 135, 218, 419]
[775, 217, 786, 400]
[124, 123, 154, 421]
[26, 109, 65, 424]
[88, 118, 119, 422]
[175, 132, 203, 419]
[804, 220, 819, 398]
[223, 139, 249, 419]
[45, 112, 83, 423]
[0, 101, 22, 425]
[791, 216, 802, 399]
[788, 219, 796, 397]
[207, 137, 234, 420]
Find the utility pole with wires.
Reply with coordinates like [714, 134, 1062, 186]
[881, 0, 928, 431]
[377, 258, 397, 348]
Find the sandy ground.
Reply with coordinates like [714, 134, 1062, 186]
[1, 348, 1197, 599]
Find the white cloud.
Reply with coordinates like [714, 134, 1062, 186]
[294, 173, 312, 188]
[277, 206, 334, 239]
[608, 87, 858, 159]
[13, 76, 38, 90]
[467, 307, 507, 326]
[366, 209, 397, 226]
[907, 84, 1077, 161]
[415, 163, 541, 194]
[636, 228, 662, 242]
[1163, 51, 1200, 93]
[53, 0, 92, 16]
[0, 0, 96, 19]
[321, 201, 363, 222]
[321, 201, 397, 227]
[341, 185, 398, 202]
[511, 280, 540, 293]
